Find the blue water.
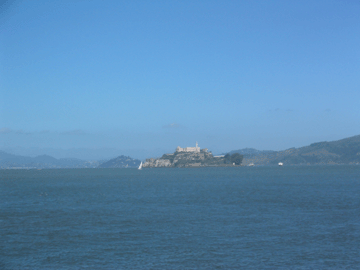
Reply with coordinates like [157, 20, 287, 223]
[1, 166, 360, 269]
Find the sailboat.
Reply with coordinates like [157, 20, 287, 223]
[138, 162, 143, 170]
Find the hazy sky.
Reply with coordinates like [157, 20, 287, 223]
[1, 0, 360, 159]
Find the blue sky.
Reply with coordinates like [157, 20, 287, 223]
[1, 0, 360, 159]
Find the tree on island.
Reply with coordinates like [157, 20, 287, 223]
[224, 153, 243, 165]
[231, 153, 243, 165]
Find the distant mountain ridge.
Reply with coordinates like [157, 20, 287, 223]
[0, 151, 141, 169]
[231, 135, 360, 165]
[0, 151, 104, 169]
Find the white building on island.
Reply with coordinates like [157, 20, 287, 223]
[176, 142, 201, 153]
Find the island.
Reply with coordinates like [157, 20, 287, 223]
[143, 142, 243, 168]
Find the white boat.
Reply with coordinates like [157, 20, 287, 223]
[248, 163, 255, 166]
[278, 162, 283, 166]
[138, 162, 143, 170]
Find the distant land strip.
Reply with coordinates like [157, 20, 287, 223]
[1, 135, 360, 169]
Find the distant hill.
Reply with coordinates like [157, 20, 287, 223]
[0, 151, 104, 169]
[227, 148, 276, 156]
[98, 155, 141, 168]
[232, 135, 360, 166]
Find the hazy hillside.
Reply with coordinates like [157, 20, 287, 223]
[98, 155, 141, 168]
[0, 151, 103, 169]
[236, 135, 360, 166]
[227, 148, 276, 156]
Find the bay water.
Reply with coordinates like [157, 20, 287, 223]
[1, 166, 360, 269]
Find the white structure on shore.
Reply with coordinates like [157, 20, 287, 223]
[176, 142, 201, 153]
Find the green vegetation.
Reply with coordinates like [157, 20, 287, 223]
[224, 153, 244, 165]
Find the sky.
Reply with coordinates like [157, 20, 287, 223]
[1, 0, 360, 160]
